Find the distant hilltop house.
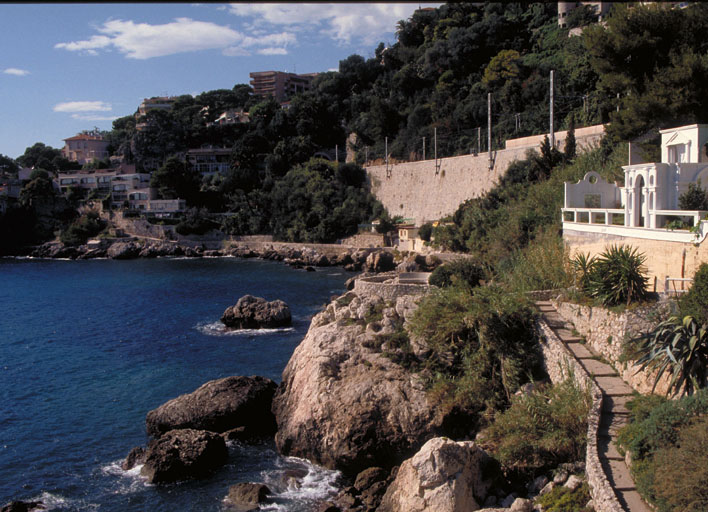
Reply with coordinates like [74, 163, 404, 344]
[249, 71, 318, 104]
[61, 131, 110, 166]
[135, 96, 178, 130]
[186, 145, 231, 175]
[206, 109, 249, 127]
[563, 123, 708, 289]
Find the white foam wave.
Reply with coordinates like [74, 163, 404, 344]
[99, 460, 152, 494]
[30, 491, 75, 510]
[195, 321, 295, 337]
[260, 456, 341, 508]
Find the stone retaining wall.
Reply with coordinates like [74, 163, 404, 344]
[536, 319, 624, 512]
[551, 299, 672, 394]
[353, 275, 431, 302]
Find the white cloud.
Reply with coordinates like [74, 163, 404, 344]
[71, 114, 119, 121]
[53, 101, 113, 113]
[3, 68, 30, 76]
[228, 3, 440, 45]
[257, 47, 288, 56]
[55, 16, 301, 59]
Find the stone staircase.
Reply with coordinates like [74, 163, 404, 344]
[534, 301, 652, 512]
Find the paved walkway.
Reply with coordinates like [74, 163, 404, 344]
[535, 301, 651, 512]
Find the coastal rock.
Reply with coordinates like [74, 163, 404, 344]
[140, 428, 227, 483]
[272, 288, 446, 477]
[122, 446, 146, 471]
[107, 241, 141, 260]
[377, 437, 492, 512]
[364, 250, 395, 273]
[146, 375, 277, 438]
[221, 295, 292, 330]
[226, 483, 271, 511]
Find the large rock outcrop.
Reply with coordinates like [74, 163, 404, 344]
[140, 428, 227, 484]
[272, 286, 444, 477]
[146, 375, 277, 438]
[221, 295, 292, 329]
[378, 437, 493, 512]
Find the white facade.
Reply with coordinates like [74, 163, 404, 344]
[563, 124, 708, 242]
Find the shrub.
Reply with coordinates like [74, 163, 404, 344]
[175, 207, 219, 235]
[583, 245, 650, 306]
[418, 222, 433, 242]
[678, 179, 708, 211]
[428, 257, 485, 289]
[60, 211, 105, 246]
[678, 263, 708, 323]
[483, 378, 591, 476]
[502, 228, 573, 293]
[634, 315, 708, 396]
[651, 416, 708, 512]
[536, 481, 593, 512]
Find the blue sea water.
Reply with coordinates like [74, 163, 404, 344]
[0, 257, 352, 511]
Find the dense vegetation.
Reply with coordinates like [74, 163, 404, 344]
[617, 390, 708, 512]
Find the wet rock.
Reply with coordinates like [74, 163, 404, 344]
[226, 483, 271, 511]
[1, 502, 45, 512]
[146, 375, 277, 438]
[107, 241, 141, 260]
[140, 429, 227, 484]
[122, 446, 146, 471]
[221, 295, 292, 330]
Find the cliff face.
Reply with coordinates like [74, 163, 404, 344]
[272, 286, 445, 477]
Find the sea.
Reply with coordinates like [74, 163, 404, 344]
[0, 256, 353, 511]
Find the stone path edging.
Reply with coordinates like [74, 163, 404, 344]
[535, 300, 653, 512]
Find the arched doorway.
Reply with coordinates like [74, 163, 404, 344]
[635, 175, 645, 227]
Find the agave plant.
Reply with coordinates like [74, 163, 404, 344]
[584, 244, 649, 306]
[571, 252, 596, 291]
[635, 315, 708, 396]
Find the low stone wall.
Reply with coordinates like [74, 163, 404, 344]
[536, 319, 624, 512]
[353, 275, 431, 302]
[551, 299, 672, 394]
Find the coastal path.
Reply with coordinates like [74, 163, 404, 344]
[534, 300, 651, 512]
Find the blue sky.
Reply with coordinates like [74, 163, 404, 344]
[0, 3, 441, 160]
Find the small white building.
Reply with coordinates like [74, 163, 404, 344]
[563, 124, 708, 236]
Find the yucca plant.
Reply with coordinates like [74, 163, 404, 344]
[571, 252, 596, 291]
[584, 245, 649, 306]
[634, 315, 708, 396]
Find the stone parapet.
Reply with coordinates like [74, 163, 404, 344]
[353, 274, 431, 302]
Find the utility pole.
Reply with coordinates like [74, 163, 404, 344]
[422, 137, 426, 161]
[477, 127, 481, 156]
[335, 144, 338, 163]
[434, 127, 441, 174]
[365, 146, 369, 165]
[515, 113, 521, 133]
[488, 92, 492, 170]
[617, 92, 620, 113]
[385, 137, 389, 177]
[549, 70, 555, 149]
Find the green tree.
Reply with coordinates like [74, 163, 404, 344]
[150, 156, 200, 203]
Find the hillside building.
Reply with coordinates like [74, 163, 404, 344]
[61, 132, 110, 165]
[186, 146, 232, 175]
[249, 71, 318, 103]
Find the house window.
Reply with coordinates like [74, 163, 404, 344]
[668, 144, 687, 163]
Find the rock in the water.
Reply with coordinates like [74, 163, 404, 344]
[146, 375, 277, 438]
[273, 289, 447, 477]
[226, 483, 271, 510]
[364, 251, 395, 272]
[377, 437, 492, 512]
[140, 429, 227, 483]
[107, 241, 140, 260]
[221, 295, 292, 329]
[122, 446, 146, 470]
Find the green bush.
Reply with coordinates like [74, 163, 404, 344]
[617, 390, 708, 511]
[678, 263, 708, 323]
[484, 378, 591, 476]
[409, 285, 542, 430]
[678, 179, 708, 211]
[60, 211, 105, 246]
[583, 245, 650, 306]
[536, 481, 593, 512]
[418, 222, 433, 242]
[634, 315, 708, 396]
[502, 228, 573, 293]
[428, 257, 485, 289]
[175, 207, 219, 235]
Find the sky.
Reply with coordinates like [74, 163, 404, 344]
[0, 2, 441, 160]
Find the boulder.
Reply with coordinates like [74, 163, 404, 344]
[146, 375, 277, 438]
[273, 289, 447, 477]
[1, 502, 44, 512]
[107, 241, 140, 260]
[226, 483, 271, 511]
[364, 251, 395, 272]
[122, 446, 146, 470]
[140, 429, 227, 483]
[221, 295, 292, 330]
[377, 437, 493, 512]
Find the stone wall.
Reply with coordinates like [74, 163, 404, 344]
[551, 299, 672, 395]
[536, 319, 624, 512]
[353, 275, 430, 302]
[365, 124, 605, 225]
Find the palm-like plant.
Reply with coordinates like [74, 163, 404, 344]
[584, 245, 649, 306]
[635, 315, 708, 396]
[571, 252, 596, 291]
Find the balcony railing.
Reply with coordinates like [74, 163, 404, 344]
[561, 208, 625, 226]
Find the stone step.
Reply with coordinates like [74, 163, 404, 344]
[555, 329, 584, 342]
[595, 376, 635, 396]
[534, 300, 553, 307]
[598, 435, 623, 460]
[566, 342, 595, 359]
[616, 489, 653, 512]
[580, 358, 617, 377]
[602, 459, 636, 491]
[599, 412, 630, 437]
[603, 395, 633, 414]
